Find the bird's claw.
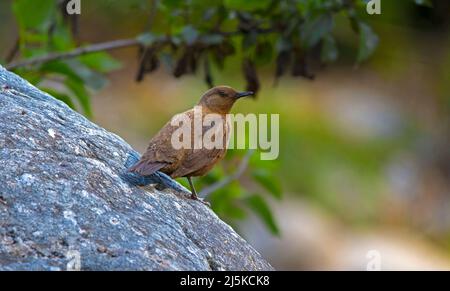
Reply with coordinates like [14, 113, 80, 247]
[190, 194, 211, 207]
[200, 199, 211, 207]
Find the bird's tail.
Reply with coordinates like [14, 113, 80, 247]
[128, 160, 166, 176]
[122, 153, 166, 186]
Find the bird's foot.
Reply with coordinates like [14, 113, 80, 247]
[190, 193, 211, 207]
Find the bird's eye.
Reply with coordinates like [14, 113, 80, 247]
[218, 90, 226, 97]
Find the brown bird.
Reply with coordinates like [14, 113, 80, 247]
[128, 86, 254, 205]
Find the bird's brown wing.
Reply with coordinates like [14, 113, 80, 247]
[127, 160, 166, 176]
[170, 148, 225, 178]
[128, 115, 186, 176]
[170, 118, 229, 178]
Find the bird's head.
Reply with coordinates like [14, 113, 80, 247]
[198, 86, 254, 114]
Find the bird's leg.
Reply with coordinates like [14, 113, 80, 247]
[187, 176, 198, 200]
[186, 177, 210, 207]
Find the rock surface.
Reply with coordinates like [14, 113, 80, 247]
[0, 65, 273, 271]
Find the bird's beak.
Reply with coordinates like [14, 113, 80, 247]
[235, 91, 254, 98]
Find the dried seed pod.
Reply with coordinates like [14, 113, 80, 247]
[242, 58, 260, 95]
[173, 50, 190, 78]
[275, 50, 291, 82]
[189, 49, 198, 74]
[136, 46, 159, 82]
[291, 50, 314, 80]
[146, 54, 160, 73]
[203, 57, 214, 88]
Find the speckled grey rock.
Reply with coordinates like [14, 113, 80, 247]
[0, 65, 273, 271]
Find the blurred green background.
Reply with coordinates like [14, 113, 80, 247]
[1, 0, 449, 270]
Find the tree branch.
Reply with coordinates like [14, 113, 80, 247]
[5, 38, 141, 70]
[4, 27, 277, 71]
[200, 150, 254, 198]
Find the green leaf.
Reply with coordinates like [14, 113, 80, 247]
[13, 0, 56, 32]
[181, 25, 199, 45]
[41, 60, 108, 90]
[201, 34, 225, 45]
[357, 22, 379, 63]
[245, 195, 279, 235]
[223, 203, 247, 220]
[252, 169, 282, 199]
[40, 87, 76, 110]
[65, 60, 108, 90]
[40, 61, 83, 83]
[242, 32, 258, 50]
[300, 13, 334, 49]
[137, 32, 157, 46]
[50, 25, 75, 51]
[79, 52, 122, 73]
[321, 35, 338, 63]
[65, 79, 92, 117]
[275, 38, 292, 53]
[224, 0, 271, 11]
[161, 0, 184, 9]
[14, 70, 42, 85]
[191, 0, 222, 9]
